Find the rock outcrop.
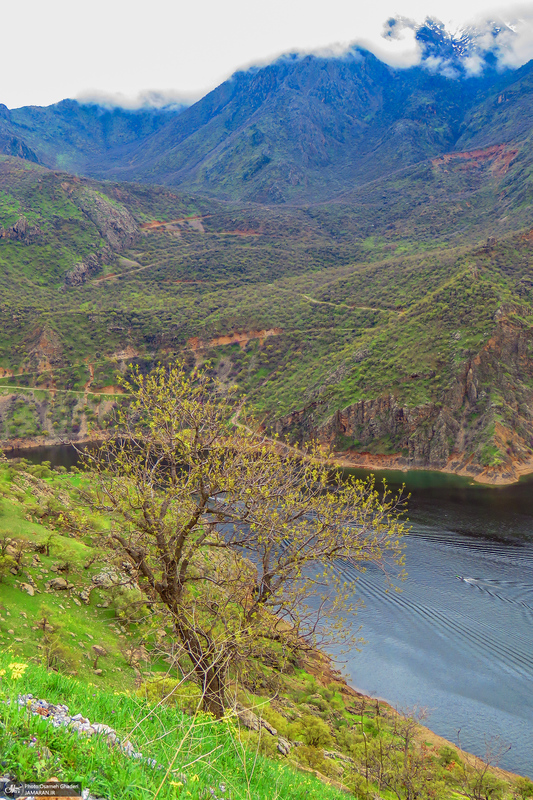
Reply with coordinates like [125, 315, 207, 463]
[276, 309, 533, 483]
[60, 188, 139, 285]
[64, 253, 103, 286]
[75, 189, 139, 251]
[0, 215, 39, 242]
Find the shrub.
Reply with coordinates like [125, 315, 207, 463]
[289, 714, 333, 748]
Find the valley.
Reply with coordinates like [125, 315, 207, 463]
[2, 18, 533, 795]
[0, 148, 533, 482]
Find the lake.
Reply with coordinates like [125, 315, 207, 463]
[339, 467, 533, 775]
[6, 446, 533, 774]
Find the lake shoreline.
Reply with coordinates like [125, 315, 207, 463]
[332, 449, 533, 486]
[3, 434, 533, 486]
[312, 651, 522, 781]
[2, 437, 531, 775]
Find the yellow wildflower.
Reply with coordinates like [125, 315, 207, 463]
[8, 662, 27, 679]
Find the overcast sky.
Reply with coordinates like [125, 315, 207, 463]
[2, 0, 533, 109]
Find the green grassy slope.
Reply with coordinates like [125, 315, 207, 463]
[0, 460, 529, 798]
[0, 148, 532, 479]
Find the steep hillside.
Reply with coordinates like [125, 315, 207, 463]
[0, 100, 184, 175]
[1, 25, 533, 481]
[0, 152, 532, 481]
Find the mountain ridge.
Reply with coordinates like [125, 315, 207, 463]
[1, 40, 532, 203]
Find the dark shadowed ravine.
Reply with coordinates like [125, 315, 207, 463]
[8, 447, 533, 774]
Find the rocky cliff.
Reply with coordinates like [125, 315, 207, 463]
[275, 308, 533, 484]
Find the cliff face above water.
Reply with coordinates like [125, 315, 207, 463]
[273, 307, 533, 483]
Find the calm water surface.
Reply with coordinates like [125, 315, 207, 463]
[339, 468, 533, 775]
[7, 448, 533, 773]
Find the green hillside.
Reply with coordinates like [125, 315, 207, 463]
[0, 148, 532, 480]
[0, 457, 529, 798]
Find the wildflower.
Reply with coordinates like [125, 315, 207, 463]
[8, 662, 27, 679]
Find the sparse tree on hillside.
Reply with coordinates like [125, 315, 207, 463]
[81, 363, 406, 718]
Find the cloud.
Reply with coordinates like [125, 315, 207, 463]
[75, 88, 196, 110]
[368, 5, 533, 78]
[356, 25, 423, 69]
[467, 7, 533, 69]
[249, 7, 533, 80]
[74, 3, 533, 111]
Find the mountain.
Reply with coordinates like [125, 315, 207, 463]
[0, 99, 185, 176]
[1, 34, 533, 482]
[2, 27, 533, 204]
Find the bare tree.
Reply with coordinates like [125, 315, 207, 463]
[456, 733, 511, 800]
[81, 363, 406, 718]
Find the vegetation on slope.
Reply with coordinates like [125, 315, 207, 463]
[0, 150, 533, 479]
[0, 455, 531, 798]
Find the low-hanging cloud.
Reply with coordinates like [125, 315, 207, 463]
[75, 88, 197, 110]
[268, 4, 533, 81]
[468, 7, 533, 69]
[74, 4, 533, 113]
[242, 4, 533, 84]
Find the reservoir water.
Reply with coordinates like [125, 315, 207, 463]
[6, 447, 533, 774]
[340, 468, 533, 776]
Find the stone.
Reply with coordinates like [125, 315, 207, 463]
[20, 583, 34, 597]
[277, 737, 291, 756]
[7, 629, 14, 635]
[80, 586, 92, 604]
[72, 597, 82, 606]
[323, 749, 355, 764]
[93, 669, 103, 676]
[235, 704, 260, 732]
[261, 719, 277, 736]
[47, 577, 69, 590]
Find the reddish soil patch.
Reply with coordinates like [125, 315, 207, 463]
[188, 328, 283, 351]
[432, 143, 518, 176]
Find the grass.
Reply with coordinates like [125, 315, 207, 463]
[0, 657, 348, 800]
[0, 460, 529, 798]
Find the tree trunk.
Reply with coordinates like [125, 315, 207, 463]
[174, 618, 227, 719]
[201, 665, 226, 719]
